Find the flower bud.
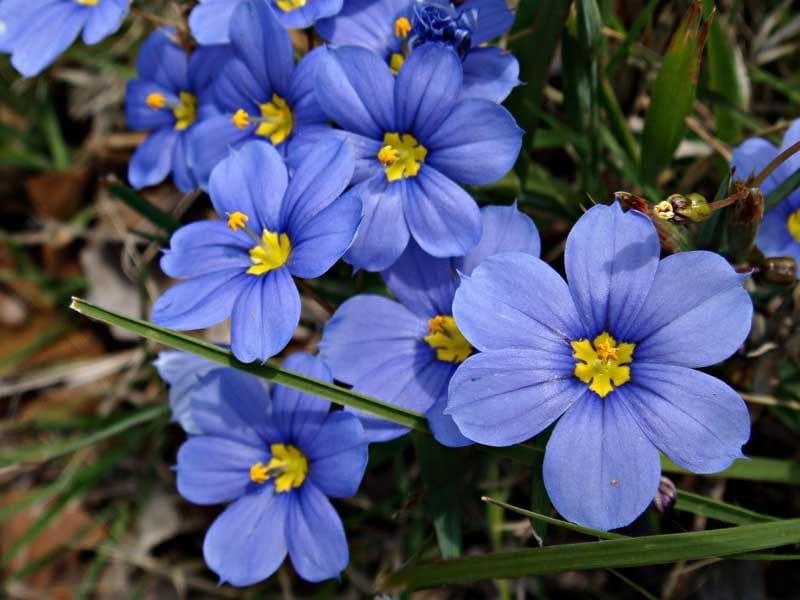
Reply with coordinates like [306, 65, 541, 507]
[653, 476, 677, 513]
[674, 193, 711, 222]
[726, 184, 765, 262]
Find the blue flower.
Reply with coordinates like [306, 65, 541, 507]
[154, 350, 222, 434]
[125, 29, 224, 193]
[152, 138, 361, 363]
[175, 352, 369, 585]
[317, 0, 518, 102]
[732, 119, 800, 277]
[447, 202, 753, 531]
[319, 203, 540, 446]
[190, 0, 344, 45]
[0, 0, 128, 77]
[186, 0, 331, 188]
[315, 43, 522, 271]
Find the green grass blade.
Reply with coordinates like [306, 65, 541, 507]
[106, 182, 181, 234]
[380, 518, 800, 590]
[640, 1, 712, 184]
[674, 490, 777, 525]
[705, 17, 743, 143]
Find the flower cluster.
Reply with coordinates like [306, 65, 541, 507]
[10, 0, 768, 589]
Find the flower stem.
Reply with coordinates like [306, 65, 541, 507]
[752, 139, 800, 187]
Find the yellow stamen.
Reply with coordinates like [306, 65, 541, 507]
[256, 94, 294, 146]
[571, 332, 635, 398]
[787, 209, 800, 242]
[172, 91, 198, 131]
[226, 211, 249, 231]
[275, 0, 306, 11]
[249, 443, 308, 492]
[377, 132, 427, 182]
[75, 0, 100, 5]
[146, 92, 167, 110]
[232, 108, 251, 129]
[394, 16, 412, 38]
[424, 315, 472, 363]
[247, 229, 292, 275]
[389, 53, 405, 75]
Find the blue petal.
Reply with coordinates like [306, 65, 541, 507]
[203, 487, 289, 587]
[152, 269, 246, 330]
[453, 253, 585, 351]
[282, 137, 355, 233]
[565, 202, 660, 339]
[305, 411, 368, 498]
[128, 128, 178, 190]
[271, 352, 332, 448]
[125, 79, 178, 131]
[426, 393, 472, 447]
[153, 350, 222, 434]
[461, 47, 519, 102]
[425, 98, 522, 185]
[319, 294, 428, 384]
[161, 221, 250, 278]
[730, 137, 780, 193]
[189, 0, 239, 45]
[287, 187, 362, 279]
[10, 3, 85, 77]
[316, 0, 408, 54]
[348, 349, 448, 442]
[189, 369, 279, 445]
[757, 207, 796, 257]
[229, 0, 294, 96]
[286, 46, 330, 125]
[405, 168, 481, 258]
[211, 56, 267, 114]
[776, 119, 800, 184]
[462, 0, 514, 45]
[208, 141, 288, 232]
[621, 364, 750, 473]
[176, 436, 265, 505]
[230, 268, 300, 362]
[189, 45, 234, 96]
[626, 251, 752, 368]
[447, 348, 580, 446]
[171, 132, 198, 193]
[381, 239, 457, 318]
[543, 392, 661, 531]
[271, 0, 342, 29]
[185, 114, 256, 189]
[344, 176, 411, 272]
[287, 482, 349, 582]
[0, 0, 43, 52]
[82, 0, 128, 45]
[134, 27, 188, 92]
[316, 46, 395, 139]
[455, 202, 541, 275]
[395, 43, 462, 142]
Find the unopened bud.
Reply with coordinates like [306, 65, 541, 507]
[726, 184, 765, 262]
[661, 193, 711, 223]
[760, 256, 797, 285]
[653, 476, 677, 513]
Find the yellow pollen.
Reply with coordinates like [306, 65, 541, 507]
[232, 108, 251, 129]
[172, 91, 198, 131]
[787, 209, 800, 243]
[249, 443, 308, 492]
[226, 211, 249, 231]
[394, 16, 412, 38]
[256, 94, 294, 146]
[389, 53, 406, 75]
[75, 0, 100, 5]
[146, 92, 167, 110]
[275, 0, 306, 11]
[424, 315, 472, 363]
[247, 229, 292, 275]
[571, 332, 635, 399]
[377, 132, 427, 181]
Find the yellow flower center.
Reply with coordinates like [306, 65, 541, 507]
[249, 443, 308, 493]
[424, 315, 472, 364]
[394, 16, 412, 38]
[787, 209, 800, 242]
[571, 332, 635, 398]
[377, 132, 427, 182]
[275, 0, 306, 11]
[225, 211, 291, 275]
[389, 53, 406, 75]
[145, 91, 198, 131]
[75, 0, 100, 5]
[231, 95, 294, 146]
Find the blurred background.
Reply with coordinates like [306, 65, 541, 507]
[1, 0, 800, 597]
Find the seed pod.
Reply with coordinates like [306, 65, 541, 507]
[726, 184, 765, 262]
[674, 192, 711, 222]
[760, 256, 797, 285]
